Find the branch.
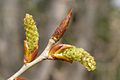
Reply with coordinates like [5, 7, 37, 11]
[7, 39, 55, 80]
[7, 9, 96, 80]
[7, 9, 72, 80]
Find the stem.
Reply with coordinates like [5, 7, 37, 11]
[7, 39, 55, 80]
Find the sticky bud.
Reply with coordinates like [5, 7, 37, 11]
[51, 9, 72, 42]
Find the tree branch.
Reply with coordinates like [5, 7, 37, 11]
[7, 39, 55, 80]
[7, 9, 72, 80]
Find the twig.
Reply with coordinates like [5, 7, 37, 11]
[7, 39, 55, 80]
[7, 9, 72, 80]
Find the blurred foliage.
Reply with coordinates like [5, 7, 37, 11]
[116, 65, 120, 80]
[96, 16, 110, 42]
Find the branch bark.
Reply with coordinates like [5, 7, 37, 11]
[7, 39, 55, 80]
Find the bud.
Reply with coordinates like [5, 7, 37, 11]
[16, 77, 28, 80]
[51, 9, 72, 42]
[48, 44, 96, 71]
[23, 14, 39, 63]
[49, 44, 73, 62]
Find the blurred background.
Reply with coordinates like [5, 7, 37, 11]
[0, 0, 120, 80]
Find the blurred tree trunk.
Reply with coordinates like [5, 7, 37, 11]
[96, 9, 120, 80]
[109, 9, 120, 80]
[90, 0, 118, 80]
[0, 0, 22, 79]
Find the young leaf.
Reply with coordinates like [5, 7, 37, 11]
[23, 14, 39, 63]
[48, 44, 96, 71]
[51, 9, 72, 42]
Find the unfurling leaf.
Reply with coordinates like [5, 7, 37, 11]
[23, 14, 39, 63]
[48, 44, 96, 71]
[51, 9, 72, 42]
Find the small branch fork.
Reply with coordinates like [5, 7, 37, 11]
[7, 9, 72, 80]
[7, 39, 55, 80]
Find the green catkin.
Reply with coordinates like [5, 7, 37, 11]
[24, 14, 39, 52]
[63, 47, 96, 71]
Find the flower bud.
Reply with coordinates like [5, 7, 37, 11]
[48, 44, 96, 71]
[48, 44, 73, 62]
[16, 77, 28, 80]
[51, 9, 72, 42]
[23, 14, 39, 63]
